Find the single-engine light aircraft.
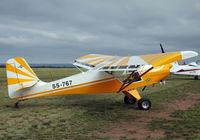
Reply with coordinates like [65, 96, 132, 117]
[6, 51, 198, 110]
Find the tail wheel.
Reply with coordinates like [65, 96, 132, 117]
[137, 98, 151, 110]
[14, 101, 20, 108]
[124, 95, 136, 104]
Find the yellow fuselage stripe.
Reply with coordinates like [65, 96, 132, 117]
[17, 77, 117, 99]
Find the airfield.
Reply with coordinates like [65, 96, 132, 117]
[0, 68, 200, 140]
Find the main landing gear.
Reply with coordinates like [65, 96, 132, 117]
[123, 90, 151, 110]
[124, 95, 151, 110]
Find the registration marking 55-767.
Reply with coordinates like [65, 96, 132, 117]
[52, 80, 72, 89]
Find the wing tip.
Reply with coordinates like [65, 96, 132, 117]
[181, 51, 198, 60]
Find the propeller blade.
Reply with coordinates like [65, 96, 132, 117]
[160, 43, 165, 53]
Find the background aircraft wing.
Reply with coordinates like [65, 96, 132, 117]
[73, 51, 198, 71]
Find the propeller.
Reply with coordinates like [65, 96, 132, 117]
[160, 43, 165, 53]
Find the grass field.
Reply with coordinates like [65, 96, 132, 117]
[0, 68, 200, 140]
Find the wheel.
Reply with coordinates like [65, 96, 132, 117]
[194, 76, 199, 80]
[124, 95, 136, 104]
[137, 98, 151, 110]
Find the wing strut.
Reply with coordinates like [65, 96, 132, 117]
[118, 66, 153, 93]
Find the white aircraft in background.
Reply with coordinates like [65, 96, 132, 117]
[160, 44, 200, 80]
[170, 61, 200, 80]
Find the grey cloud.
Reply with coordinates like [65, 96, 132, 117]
[0, 0, 199, 64]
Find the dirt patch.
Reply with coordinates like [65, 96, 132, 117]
[97, 93, 200, 140]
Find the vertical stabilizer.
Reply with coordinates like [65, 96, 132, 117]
[6, 57, 39, 98]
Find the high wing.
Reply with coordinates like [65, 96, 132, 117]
[73, 51, 198, 71]
[73, 54, 149, 71]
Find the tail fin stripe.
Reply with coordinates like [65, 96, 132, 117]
[6, 63, 36, 79]
[14, 61, 36, 78]
[7, 71, 37, 80]
[7, 78, 35, 85]
[15, 58, 37, 77]
[12, 59, 37, 78]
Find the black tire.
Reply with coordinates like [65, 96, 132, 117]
[194, 76, 199, 80]
[124, 95, 137, 104]
[137, 98, 151, 110]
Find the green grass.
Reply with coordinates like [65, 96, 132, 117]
[0, 68, 199, 140]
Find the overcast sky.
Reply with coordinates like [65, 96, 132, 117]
[0, 0, 200, 64]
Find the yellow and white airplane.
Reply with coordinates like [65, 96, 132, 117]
[6, 51, 198, 110]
